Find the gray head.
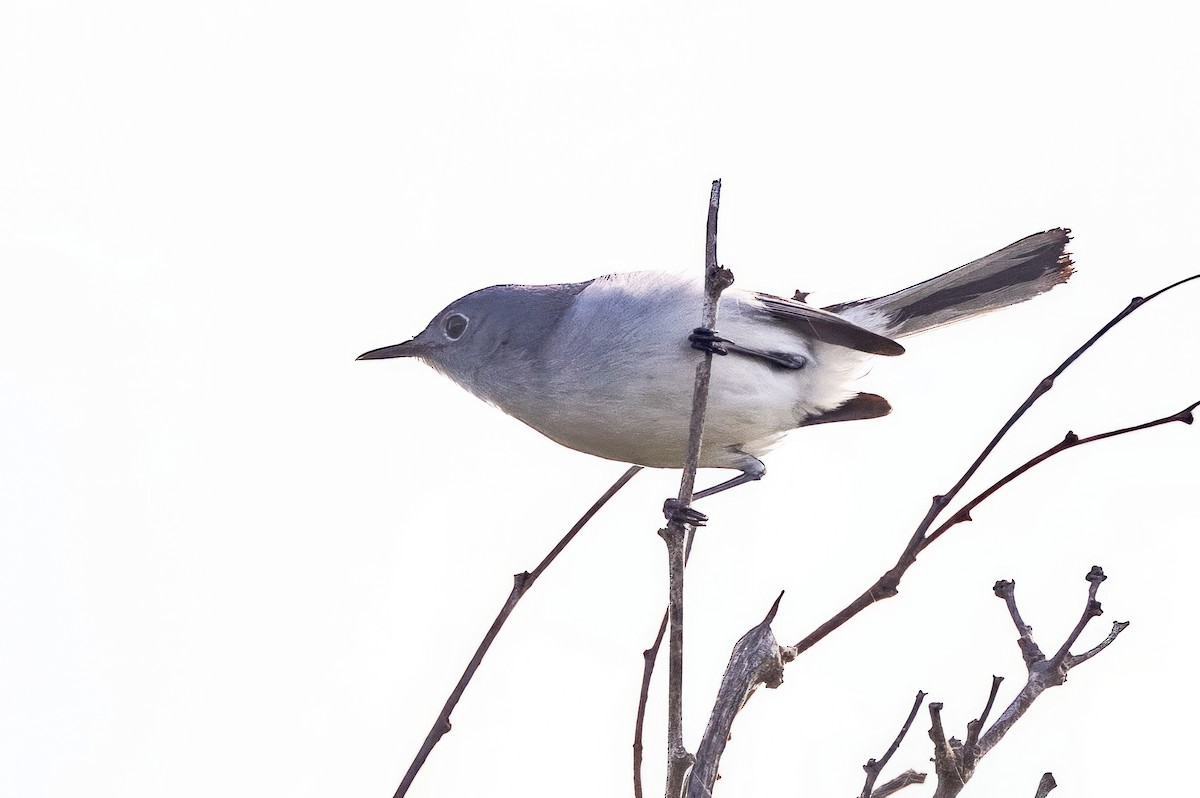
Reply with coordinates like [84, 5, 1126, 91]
[357, 280, 591, 394]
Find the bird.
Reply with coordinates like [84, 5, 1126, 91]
[359, 229, 1072, 504]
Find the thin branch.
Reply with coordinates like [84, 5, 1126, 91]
[1070, 620, 1130, 667]
[1034, 772, 1058, 798]
[993, 580, 1044, 666]
[870, 769, 927, 798]
[660, 523, 693, 798]
[393, 465, 642, 798]
[859, 691, 928, 798]
[1048, 566, 1106, 664]
[675, 178, 732, 510]
[790, 271, 1200, 655]
[634, 610, 669, 798]
[662, 179, 733, 798]
[925, 272, 1199, 529]
[962, 676, 1003, 772]
[921, 401, 1199, 550]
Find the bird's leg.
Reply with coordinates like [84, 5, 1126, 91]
[662, 498, 709, 527]
[689, 328, 806, 370]
[723, 343, 807, 370]
[661, 459, 766, 524]
[692, 469, 764, 501]
[688, 327, 730, 355]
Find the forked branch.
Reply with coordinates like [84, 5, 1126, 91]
[792, 274, 1199, 655]
[859, 691, 929, 798]
[923, 568, 1128, 797]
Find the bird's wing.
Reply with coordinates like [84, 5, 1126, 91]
[752, 292, 905, 356]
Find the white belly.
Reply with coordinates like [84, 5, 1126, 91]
[495, 272, 869, 471]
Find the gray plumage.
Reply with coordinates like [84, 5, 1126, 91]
[359, 229, 1072, 498]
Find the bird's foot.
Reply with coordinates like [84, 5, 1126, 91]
[688, 327, 730, 356]
[663, 498, 708, 527]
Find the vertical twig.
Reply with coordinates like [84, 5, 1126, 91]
[661, 179, 734, 798]
[634, 611, 669, 798]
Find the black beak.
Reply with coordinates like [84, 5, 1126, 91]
[356, 340, 423, 360]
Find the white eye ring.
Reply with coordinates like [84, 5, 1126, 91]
[443, 313, 469, 340]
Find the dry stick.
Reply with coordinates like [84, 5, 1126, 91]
[660, 179, 735, 798]
[977, 568, 1129, 758]
[921, 400, 1199, 550]
[392, 465, 642, 798]
[686, 594, 787, 798]
[924, 570, 1127, 798]
[791, 272, 1200, 655]
[926, 702, 964, 797]
[870, 770, 928, 798]
[961, 675, 1003, 774]
[633, 612, 669, 798]
[1034, 772, 1057, 798]
[859, 691, 928, 798]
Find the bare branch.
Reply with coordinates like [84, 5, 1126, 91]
[979, 567, 1127, 757]
[1034, 772, 1058, 798]
[918, 569, 1130, 796]
[921, 401, 1199, 550]
[870, 769, 927, 798]
[675, 178, 733, 512]
[685, 595, 787, 798]
[662, 179, 733, 798]
[925, 272, 1200, 530]
[660, 523, 693, 798]
[393, 465, 641, 798]
[859, 691, 928, 798]
[1069, 620, 1130, 667]
[962, 676, 1003, 773]
[790, 270, 1200, 655]
[1048, 566, 1106, 664]
[634, 610, 669, 798]
[927, 703, 966, 798]
[993, 580, 1044, 666]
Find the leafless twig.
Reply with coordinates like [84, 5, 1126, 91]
[685, 594, 787, 798]
[859, 691, 928, 798]
[978, 568, 1128, 757]
[634, 610, 669, 798]
[660, 178, 735, 798]
[922, 568, 1127, 797]
[1034, 772, 1057, 797]
[392, 465, 642, 798]
[869, 770, 927, 798]
[791, 274, 1200, 655]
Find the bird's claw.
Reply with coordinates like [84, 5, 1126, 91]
[689, 327, 730, 356]
[663, 498, 708, 527]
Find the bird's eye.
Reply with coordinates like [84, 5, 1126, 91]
[443, 313, 469, 340]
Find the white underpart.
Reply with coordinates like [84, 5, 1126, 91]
[518, 272, 872, 472]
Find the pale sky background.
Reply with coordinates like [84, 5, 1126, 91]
[2, 3, 1197, 797]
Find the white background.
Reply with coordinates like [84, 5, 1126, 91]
[2, 2, 1197, 797]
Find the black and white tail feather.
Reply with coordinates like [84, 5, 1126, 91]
[828, 228, 1074, 338]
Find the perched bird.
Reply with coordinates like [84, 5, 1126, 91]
[359, 229, 1072, 502]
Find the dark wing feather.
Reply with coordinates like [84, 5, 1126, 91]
[753, 293, 905, 356]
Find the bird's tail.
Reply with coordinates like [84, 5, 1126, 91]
[826, 229, 1074, 338]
